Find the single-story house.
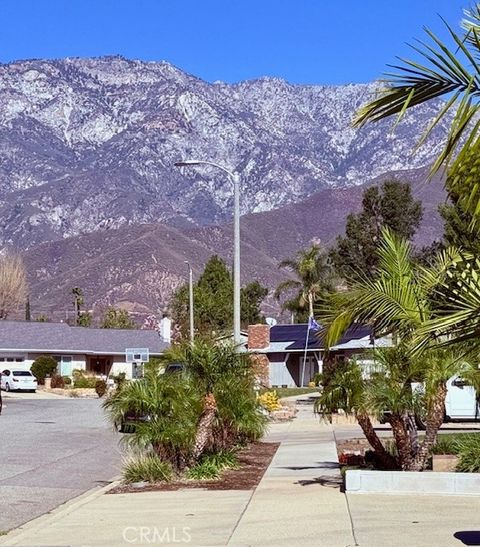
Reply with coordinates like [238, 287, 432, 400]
[0, 319, 171, 379]
[247, 323, 391, 388]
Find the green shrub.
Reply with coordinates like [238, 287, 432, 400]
[123, 455, 173, 483]
[431, 435, 459, 455]
[455, 435, 480, 473]
[110, 372, 127, 390]
[73, 376, 97, 388]
[103, 373, 202, 473]
[31, 356, 58, 385]
[186, 451, 239, 481]
[187, 460, 220, 480]
[50, 375, 65, 389]
[312, 372, 323, 386]
[95, 379, 107, 398]
[202, 450, 239, 471]
[63, 376, 72, 385]
[72, 369, 97, 388]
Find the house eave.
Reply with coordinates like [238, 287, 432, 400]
[0, 348, 165, 356]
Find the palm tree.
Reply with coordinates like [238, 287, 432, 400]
[103, 371, 201, 471]
[163, 340, 265, 462]
[419, 254, 480, 351]
[315, 360, 398, 470]
[353, 4, 480, 352]
[319, 228, 480, 470]
[355, 5, 480, 195]
[275, 244, 334, 320]
[321, 228, 458, 347]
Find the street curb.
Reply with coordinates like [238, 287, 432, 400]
[0, 477, 122, 545]
[346, 469, 480, 496]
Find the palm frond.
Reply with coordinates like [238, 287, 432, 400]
[354, 17, 480, 177]
[273, 279, 301, 300]
[419, 256, 480, 345]
[318, 228, 430, 347]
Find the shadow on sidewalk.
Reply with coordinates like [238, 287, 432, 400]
[454, 531, 480, 546]
[296, 475, 344, 490]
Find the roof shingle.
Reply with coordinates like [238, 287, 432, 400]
[0, 320, 168, 355]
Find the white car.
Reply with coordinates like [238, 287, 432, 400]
[1, 369, 37, 392]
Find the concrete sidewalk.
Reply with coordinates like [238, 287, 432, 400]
[0, 405, 353, 546]
[1, 404, 478, 546]
[228, 406, 353, 546]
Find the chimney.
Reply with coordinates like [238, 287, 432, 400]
[248, 324, 270, 350]
[159, 316, 172, 344]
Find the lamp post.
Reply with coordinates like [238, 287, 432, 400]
[184, 260, 194, 343]
[175, 160, 241, 347]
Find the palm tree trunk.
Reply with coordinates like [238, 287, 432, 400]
[356, 411, 398, 470]
[390, 414, 414, 470]
[405, 412, 418, 454]
[308, 292, 314, 318]
[411, 382, 447, 471]
[191, 392, 217, 462]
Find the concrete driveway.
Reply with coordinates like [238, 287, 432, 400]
[0, 397, 122, 532]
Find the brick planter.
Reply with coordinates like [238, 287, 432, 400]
[432, 454, 459, 472]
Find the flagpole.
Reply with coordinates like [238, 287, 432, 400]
[300, 320, 310, 387]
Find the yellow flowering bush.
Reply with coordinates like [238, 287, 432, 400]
[258, 390, 282, 412]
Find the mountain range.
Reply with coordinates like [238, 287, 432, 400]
[0, 56, 449, 320]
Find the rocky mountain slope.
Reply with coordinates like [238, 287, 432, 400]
[0, 56, 450, 252]
[0, 56, 451, 320]
[24, 167, 445, 321]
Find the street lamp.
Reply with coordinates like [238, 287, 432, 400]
[184, 260, 194, 343]
[175, 160, 241, 346]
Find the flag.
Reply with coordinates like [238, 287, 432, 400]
[308, 316, 321, 332]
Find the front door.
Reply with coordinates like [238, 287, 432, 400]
[88, 357, 112, 376]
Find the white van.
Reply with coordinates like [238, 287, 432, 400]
[445, 375, 479, 421]
[359, 360, 479, 425]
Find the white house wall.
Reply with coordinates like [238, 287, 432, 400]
[0, 352, 30, 370]
[111, 355, 132, 378]
[27, 353, 87, 374]
[0, 351, 160, 380]
[269, 361, 296, 388]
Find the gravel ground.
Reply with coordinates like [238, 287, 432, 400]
[0, 397, 122, 531]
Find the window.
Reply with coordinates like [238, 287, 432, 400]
[0, 356, 23, 363]
[53, 356, 73, 376]
[13, 371, 33, 377]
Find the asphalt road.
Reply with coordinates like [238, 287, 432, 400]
[0, 396, 122, 532]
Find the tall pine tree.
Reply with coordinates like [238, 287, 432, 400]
[330, 179, 423, 281]
[170, 255, 267, 337]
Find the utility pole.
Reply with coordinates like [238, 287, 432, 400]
[185, 261, 194, 343]
[175, 160, 242, 348]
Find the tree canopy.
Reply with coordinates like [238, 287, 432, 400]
[170, 255, 268, 337]
[329, 179, 423, 281]
[275, 243, 334, 322]
[101, 307, 136, 329]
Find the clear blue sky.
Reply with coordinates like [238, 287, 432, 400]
[0, 0, 468, 84]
